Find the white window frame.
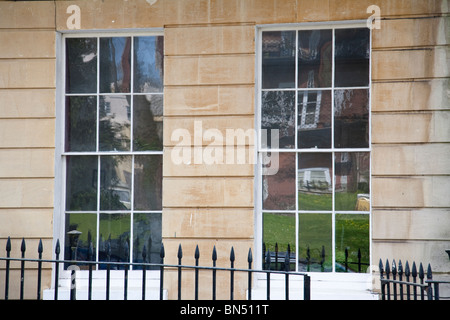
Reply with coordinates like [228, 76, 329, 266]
[53, 30, 164, 298]
[255, 21, 373, 280]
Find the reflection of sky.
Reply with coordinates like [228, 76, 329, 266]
[111, 37, 128, 80]
[134, 37, 161, 85]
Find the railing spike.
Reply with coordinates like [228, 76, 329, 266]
[177, 243, 183, 259]
[142, 244, 147, 261]
[405, 261, 410, 277]
[195, 245, 200, 260]
[230, 246, 235, 263]
[6, 236, 11, 253]
[160, 242, 165, 259]
[379, 259, 384, 275]
[392, 259, 397, 275]
[411, 261, 417, 277]
[248, 248, 253, 263]
[426, 263, 432, 280]
[55, 239, 60, 255]
[212, 245, 217, 261]
[21, 238, 26, 253]
[385, 259, 390, 274]
[38, 239, 43, 254]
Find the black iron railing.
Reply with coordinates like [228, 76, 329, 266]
[0, 237, 311, 300]
[379, 259, 450, 300]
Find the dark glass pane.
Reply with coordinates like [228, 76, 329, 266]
[133, 95, 163, 151]
[66, 38, 97, 94]
[65, 96, 97, 152]
[64, 213, 97, 268]
[335, 28, 370, 87]
[100, 156, 132, 211]
[335, 214, 370, 273]
[99, 213, 131, 266]
[66, 156, 98, 211]
[133, 212, 162, 269]
[99, 95, 131, 151]
[263, 212, 296, 270]
[262, 31, 296, 89]
[262, 152, 296, 210]
[334, 89, 369, 148]
[261, 91, 295, 149]
[134, 155, 163, 211]
[298, 30, 332, 88]
[335, 152, 370, 211]
[298, 213, 332, 272]
[298, 90, 332, 148]
[298, 153, 332, 211]
[134, 36, 164, 93]
[100, 37, 131, 93]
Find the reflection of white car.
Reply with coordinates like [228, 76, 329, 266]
[298, 168, 331, 192]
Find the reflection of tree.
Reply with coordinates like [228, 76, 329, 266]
[262, 91, 295, 148]
[133, 95, 163, 151]
[66, 38, 97, 93]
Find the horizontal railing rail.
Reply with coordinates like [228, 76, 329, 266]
[1, 237, 311, 301]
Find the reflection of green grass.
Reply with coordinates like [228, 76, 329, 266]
[298, 191, 366, 211]
[263, 212, 370, 272]
[263, 213, 295, 253]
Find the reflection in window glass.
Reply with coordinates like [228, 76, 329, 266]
[64, 213, 97, 267]
[133, 213, 162, 268]
[297, 90, 332, 148]
[133, 95, 163, 151]
[66, 38, 97, 94]
[298, 30, 332, 88]
[262, 31, 296, 89]
[298, 213, 332, 272]
[298, 153, 332, 211]
[65, 96, 97, 152]
[100, 156, 132, 211]
[334, 89, 369, 148]
[261, 91, 295, 149]
[66, 156, 98, 211]
[263, 212, 296, 270]
[99, 213, 131, 267]
[260, 26, 370, 272]
[263, 153, 296, 211]
[64, 35, 163, 270]
[335, 214, 370, 273]
[134, 155, 163, 211]
[134, 36, 164, 93]
[99, 95, 131, 151]
[335, 28, 370, 87]
[100, 37, 131, 93]
[335, 152, 370, 211]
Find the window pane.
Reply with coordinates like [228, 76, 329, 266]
[99, 213, 131, 266]
[263, 212, 296, 270]
[262, 31, 296, 89]
[100, 156, 132, 211]
[262, 152, 296, 210]
[134, 155, 163, 211]
[66, 38, 97, 94]
[334, 89, 369, 148]
[133, 95, 163, 151]
[298, 30, 332, 88]
[261, 91, 295, 149]
[298, 213, 332, 272]
[335, 152, 370, 211]
[134, 36, 164, 93]
[298, 153, 332, 211]
[298, 90, 332, 148]
[99, 95, 131, 151]
[66, 156, 98, 211]
[335, 214, 370, 273]
[335, 28, 370, 87]
[133, 212, 162, 268]
[65, 96, 97, 152]
[64, 213, 97, 267]
[100, 37, 131, 93]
